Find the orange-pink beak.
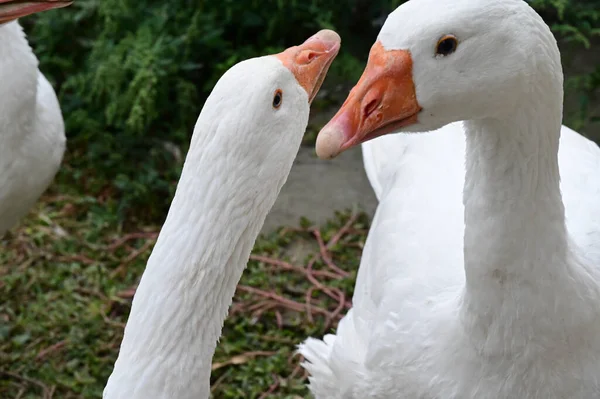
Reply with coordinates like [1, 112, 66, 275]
[276, 29, 341, 104]
[0, 0, 72, 24]
[315, 41, 421, 159]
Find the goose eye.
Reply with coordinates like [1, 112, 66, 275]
[436, 35, 458, 56]
[272, 89, 283, 109]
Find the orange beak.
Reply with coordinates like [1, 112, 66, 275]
[315, 41, 421, 159]
[276, 29, 341, 104]
[0, 0, 72, 24]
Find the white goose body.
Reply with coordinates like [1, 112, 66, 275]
[103, 30, 340, 399]
[0, 20, 65, 236]
[301, 1, 600, 398]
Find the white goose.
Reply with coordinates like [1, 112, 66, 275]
[301, 0, 600, 398]
[102, 30, 341, 399]
[0, 0, 70, 236]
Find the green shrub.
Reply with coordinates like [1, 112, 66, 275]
[22, 0, 599, 223]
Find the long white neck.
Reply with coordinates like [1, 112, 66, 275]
[459, 41, 600, 353]
[462, 109, 567, 285]
[104, 112, 298, 398]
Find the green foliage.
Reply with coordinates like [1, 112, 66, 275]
[1, 198, 367, 398]
[531, 0, 600, 47]
[529, 0, 600, 138]
[21, 0, 600, 222]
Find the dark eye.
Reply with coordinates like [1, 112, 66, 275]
[272, 89, 283, 109]
[436, 35, 458, 56]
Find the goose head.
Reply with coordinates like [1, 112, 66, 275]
[315, 0, 561, 159]
[188, 29, 341, 185]
[0, 0, 72, 24]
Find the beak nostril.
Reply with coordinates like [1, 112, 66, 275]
[297, 50, 320, 65]
[363, 98, 380, 120]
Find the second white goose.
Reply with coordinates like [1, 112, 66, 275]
[302, 0, 600, 398]
[0, 0, 71, 236]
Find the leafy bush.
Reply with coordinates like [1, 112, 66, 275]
[22, 0, 599, 223]
[531, 0, 600, 137]
[531, 0, 600, 47]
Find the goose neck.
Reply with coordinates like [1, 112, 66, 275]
[460, 97, 574, 334]
[462, 108, 567, 282]
[104, 131, 286, 398]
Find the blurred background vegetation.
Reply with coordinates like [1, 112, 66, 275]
[21, 0, 600, 225]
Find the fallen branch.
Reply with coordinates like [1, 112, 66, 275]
[110, 239, 155, 278]
[258, 374, 280, 399]
[312, 229, 350, 278]
[1, 371, 52, 399]
[36, 340, 67, 361]
[250, 254, 341, 279]
[107, 232, 158, 252]
[211, 351, 276, 371]
[326, 211, 359, 249]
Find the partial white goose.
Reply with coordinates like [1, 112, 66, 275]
[0, 0, 71, 236]
[302, 0, 600, 398]
[102, 30, 340, 399]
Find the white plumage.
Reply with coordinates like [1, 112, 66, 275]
[302, 0, 600, 397]
[0, 20, 65, 236]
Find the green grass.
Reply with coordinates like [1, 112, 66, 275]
[1, 188, 369, 399]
